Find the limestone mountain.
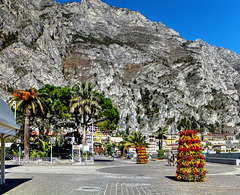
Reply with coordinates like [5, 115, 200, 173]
[0, 0, 239, 133]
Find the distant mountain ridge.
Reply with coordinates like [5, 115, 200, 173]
[0, 0, 239, 133]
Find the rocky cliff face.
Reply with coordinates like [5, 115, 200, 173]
[0, 0, 239, 133]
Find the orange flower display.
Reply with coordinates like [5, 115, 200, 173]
[175, 130, 207, 182]
[137, 145, 148, 164]
[13, 89, 38, 101]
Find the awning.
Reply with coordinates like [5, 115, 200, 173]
[0, 124, 17, 136]
[0, 97, 20, 184]
[0, 97, 19, 135]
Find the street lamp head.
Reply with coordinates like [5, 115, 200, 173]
[16, 139, 21, 144]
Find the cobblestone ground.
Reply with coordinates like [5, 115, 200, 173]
[1, 156, 240, 195]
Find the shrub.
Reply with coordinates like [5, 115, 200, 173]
[82, 152, 91, 157]
[157, 149, 165, 159]
[175, 129, 207, 182]
[0, 31, 18, 50]
[30, 149, 49, 157]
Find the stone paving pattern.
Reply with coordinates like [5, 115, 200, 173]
[1, 156, 240, 195]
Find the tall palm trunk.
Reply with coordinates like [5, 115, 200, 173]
[158, 138, 161, 150]
[161, 134, 163, 149]
[75, 113, 81, 144]
[23, 105, 31, 160]
[82, 125, 87, 146]
[82, 114, 87, 146]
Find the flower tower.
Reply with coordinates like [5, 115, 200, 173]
[175, 130, 207, 181]
[137, 145, 148, 164]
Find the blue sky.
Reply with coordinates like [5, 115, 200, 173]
[56, 0, 240, 55]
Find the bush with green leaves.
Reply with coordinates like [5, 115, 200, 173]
[30, 139, 51, 157]
[157, 149, 165, 159]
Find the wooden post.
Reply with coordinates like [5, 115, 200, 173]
[1, 133, 5, 184]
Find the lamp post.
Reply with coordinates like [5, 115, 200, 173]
[13, 101, 16, 119]
[79, 144, 82, 164]
[49, 140, 54, 165]
[16, 139, 21, 163]
[71, 136, 75, 162]
[91, 120, 94, 163]
[171, 123, 176, 150]
[72, 141, 74, 162]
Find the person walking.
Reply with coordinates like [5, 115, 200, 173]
[171, 151, 176, 165]
[167, 150, 172, 166]
[133, 153, 137, 162]
[112, 153, 115, 161]
[148, 153, 152, 161]
[203, 152, 206, 162]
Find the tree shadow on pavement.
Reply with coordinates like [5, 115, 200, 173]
[94, 159, 113, 162]
[0, 178, 32, 194]
[5, 165, 22, 169]
[165, 176, 177, 181]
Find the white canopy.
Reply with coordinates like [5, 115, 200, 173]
[0, 97, 20, 184]
[0, 98, 19, 135]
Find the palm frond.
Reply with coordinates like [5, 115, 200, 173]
[70, 96, 80, 102]
[84, 105, 91, 114]
[124, 142, 136, 149]
[31, 102, 36, 113]
[36, 98, 44, 114]
[125, 129, 149, 149]
[70, 102, 79, 113]
[16, 100, 24, 110]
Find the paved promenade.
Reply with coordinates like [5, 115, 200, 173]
[1, 156, 240, 195]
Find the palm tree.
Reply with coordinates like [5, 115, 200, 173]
[155, 127, 168, 149]
[70, 82, 101, 145]
[119, 131, 128, 156]
[104, 137, 112, 155]
[9, 89, 45, 159]
[124, 130, 149, 152]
